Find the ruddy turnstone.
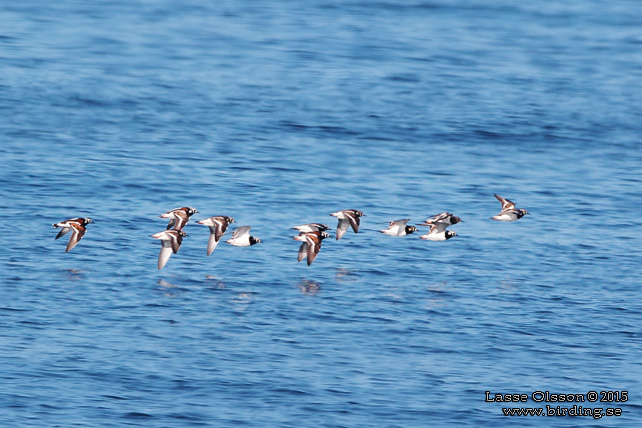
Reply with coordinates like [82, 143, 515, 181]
[151, 229, 187, 269]
[379, 219, 418, 236]
[330, 209, 364, 240]
[197, 215, 235, 255]
[419, 222, 458, 241]
[52, 218, 93, 252]
[293, 231, 330, 265]
[226, 226, 262, 247]
[491, 194, 529, 221]
[417, 212, 462, 226]
[160, 207, 198, 230]
[292, 223, 331, 233]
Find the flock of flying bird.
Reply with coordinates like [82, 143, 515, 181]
[52, 194, 529, 269]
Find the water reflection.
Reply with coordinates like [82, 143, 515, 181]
[156, 278, 181, 297]
[423, 281, 450, 309]
[204, 275, 226, 289]
[298, 279, 321, 294]
[157, 278, 177, 288]
[61, 268, 84, 281]
[335, 268, 359, 282]
[231, 292, 255, 312]
[426, 281, 449, 294]
[498, 280, 520, 290]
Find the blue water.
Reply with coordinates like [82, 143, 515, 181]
[2, 1, 642, 426]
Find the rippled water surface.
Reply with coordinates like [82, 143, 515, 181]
[2, 1, 642, 426]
